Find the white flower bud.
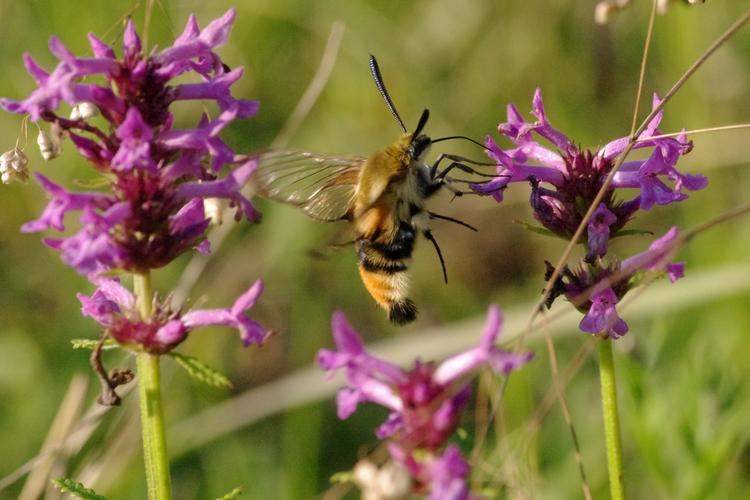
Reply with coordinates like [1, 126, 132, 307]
[594, 2, 618, 24]
[376, 461, 411, 499]
[0, 148, 29, 184]
[36, 129, 57, 161]
[353, 460, 411, 500]
[594, 0, 634, 24]
[204, 197, 223, 226]
[70, 102, 98, 120]
[353, 460, 378, 490]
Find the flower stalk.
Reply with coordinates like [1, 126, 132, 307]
[134, 272, 172, 500]
[598, 338, 624, 500]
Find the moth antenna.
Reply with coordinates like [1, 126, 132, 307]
[369, 55, 407, 133]
[424, 230, 448, 284]
[431, 135, 489, 151]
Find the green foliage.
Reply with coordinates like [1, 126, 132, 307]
[513, 220, 560, 239]
[52, 478, 107, 500]
[215, 486, 243, 499]
[329, 471, 354, 484]
[168, 352, 234, 389]
[70, 338, 119, 350]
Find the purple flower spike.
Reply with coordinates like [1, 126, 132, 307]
[2, 9, 261, 276]
[78, 276, 268, 354]
[474, 88, 703, 243]
[318, 307, 531, 452]
[579, 287, 629, 339]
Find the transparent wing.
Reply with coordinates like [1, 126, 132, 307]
[254, 150, 364, 221]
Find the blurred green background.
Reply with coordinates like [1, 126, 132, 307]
[1, 0, 749, 498]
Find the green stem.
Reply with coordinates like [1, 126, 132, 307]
[134, 273, 172, 500]
[599, 339, 625, 500]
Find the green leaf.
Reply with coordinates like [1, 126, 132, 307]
[52, 478, 107, 500]
[512, 220, 560, 239]
[330, 471, 354, 484]
[72, 176, 112, 189]
[215, 486, 243, 499]
[612, 228, 654, 239]
[168, 352, 233, 389]
[70, 338, 119, 351]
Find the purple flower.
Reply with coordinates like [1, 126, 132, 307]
[78, 277, 269, 353]
[182, 280, 271, 347]
[472, 89, 705, 240]
[2, 9, 260, 275]
[621, 226, 685, 283]
[318, 306, 532, 450]
[20, 174, 112, 233]
[546, 227, 686, 338]
[111, 107, 156, 172]
[586, 203, 617, 261]
[389, 444, 472, 500]
[579, 287, 629, 339]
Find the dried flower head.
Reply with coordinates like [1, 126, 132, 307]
[0, 148, 29, 184]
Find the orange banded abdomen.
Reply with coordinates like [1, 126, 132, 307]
[356, 221, 418, 324]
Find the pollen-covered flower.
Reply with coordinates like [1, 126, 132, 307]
[318, 306, 531, 498]
[78, 276, 270, 353]
[1, 8, 259, 275]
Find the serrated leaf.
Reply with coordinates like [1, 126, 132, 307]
[612, 228, 654, 239]
[70, 338, 119, 350]
[512, 220, 560, 239]
[215, 486, 243, 499]
[168, 352, 233, 389]
[53, 478, 107, 500]
[330, 471, 354, 484]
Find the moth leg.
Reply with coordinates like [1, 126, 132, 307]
[428, 211, 478, 232]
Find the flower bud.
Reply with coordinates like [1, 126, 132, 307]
[353, 459, 412, 500]
[0, 148, 29, 184]
[37, 129, 57, 160]
[70, 102, 98, 121]
[376, 461, 412, 499]
[594, 0, 633, 24]
[204, 197, 223, 225]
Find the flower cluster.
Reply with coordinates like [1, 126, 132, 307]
[318, 307, 532, 499]
[473, 90, 704, 338]
[1, 8, 259, 276]
[79, 276, 269, 354]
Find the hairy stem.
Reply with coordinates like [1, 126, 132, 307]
[134, 272, 172, 500]
[599, 339, 625, 500]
